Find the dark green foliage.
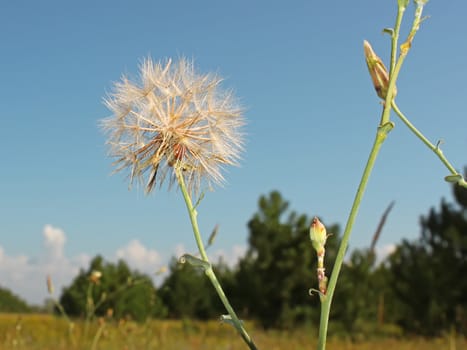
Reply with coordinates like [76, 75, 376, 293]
[0, 287, 31, 313]
[331, 249, 400, 339]
[50, 185, 467, 336]
[59, 256, 167, 322]
[333, 250, 378, 337]
[159, 258, 232, 320]
[235, 191, 340, 329]
[453, 168, 467, 208]
[388, 183, 467, 335]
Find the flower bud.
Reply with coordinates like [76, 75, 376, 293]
[89, 270, 102, 284]
[363, 40, 396, 100]
[309, 217, 327, 252]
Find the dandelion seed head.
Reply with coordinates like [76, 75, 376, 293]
[101, 57, 245, 194]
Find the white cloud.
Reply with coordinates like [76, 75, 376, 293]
[43, 224, 66, 261]
[0, 225, 90, 305]
[174, 243, 187, 258]
[210, 244, 247, 267]
[0, 226, 166, 306]
[0, 246, 31, 283]
[1, 227, 250, 306]
[115, 239, 162, 271]
[375, 243, 396, 264]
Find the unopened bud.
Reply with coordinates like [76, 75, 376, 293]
[89, 270, 102, 284]
[309, 217, 327, 252]
[363, 40, 396, 100]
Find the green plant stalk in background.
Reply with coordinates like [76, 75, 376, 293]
[83, 282, 95, 341]
[175, 167, 258, 350]
[47, 280, 76, 347]
[90, 322, 105, 350]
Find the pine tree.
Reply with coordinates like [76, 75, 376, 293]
[388, 180, 467, 335]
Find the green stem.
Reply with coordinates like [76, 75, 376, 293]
[50, 297, 76, 346]
[83, 283, 94, 341]
[317, 2, 433, 349]
[392, 101, 467, 188]
[317, 122, 393, 350]
[175, 167, 258, 350]
[91, 323, 105, 350]
[389, 4, 405, 73]
[382, 1, 425, 125]
[381, 14, 406, 125]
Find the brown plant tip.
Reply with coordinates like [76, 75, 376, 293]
[46, 275, 54, 294]
[363, 40, 396, 100]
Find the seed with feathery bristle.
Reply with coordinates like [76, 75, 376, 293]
[101, 58, 245, 194]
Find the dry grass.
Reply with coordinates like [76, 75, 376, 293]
[0, 313, 465, 350]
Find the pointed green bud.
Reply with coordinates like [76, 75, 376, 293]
[363, 40, 396, 100]
[309, 217, 327, 252]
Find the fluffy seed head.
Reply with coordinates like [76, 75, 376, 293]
[102, 57, 244, 194]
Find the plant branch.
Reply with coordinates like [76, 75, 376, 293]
[175, 167, 258, 350]
[389, 2, 405, 74]
[316, 2, 428, 348]
[391, 101, 467, 188]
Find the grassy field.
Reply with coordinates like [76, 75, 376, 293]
[0, 313, 465, 350]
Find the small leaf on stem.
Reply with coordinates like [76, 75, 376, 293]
[445, 174, 463, 183]
[179, 254, 211, 270]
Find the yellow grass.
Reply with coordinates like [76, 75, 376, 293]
[0, 313, 465, 350]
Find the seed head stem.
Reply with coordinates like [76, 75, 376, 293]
[175, 167, 258, 350]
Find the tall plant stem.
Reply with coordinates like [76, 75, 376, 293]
[317, 3, 431, 348]
[175, 168, 258, 350]
[392, 101, 467, 188]
[316, 121, 393, 350]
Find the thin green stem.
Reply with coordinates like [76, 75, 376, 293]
[317, 4, 431, 348]
[52, 299, 72, 327]
[50, 297, 76, 346]
[392, 101, 467, 188]
[389, 4, 405, 73]
[91, 323, 105, 350]
[175, 167, 258, 350]
[317, 123, 392, 350]
[383, 1, 425, 125]
[381, 8, 406, 125]
[83, 283, 94, 341]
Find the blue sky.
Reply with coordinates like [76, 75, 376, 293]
[0, 0, 466, 304]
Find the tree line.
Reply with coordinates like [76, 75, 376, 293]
[2, 180, 466, 338]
